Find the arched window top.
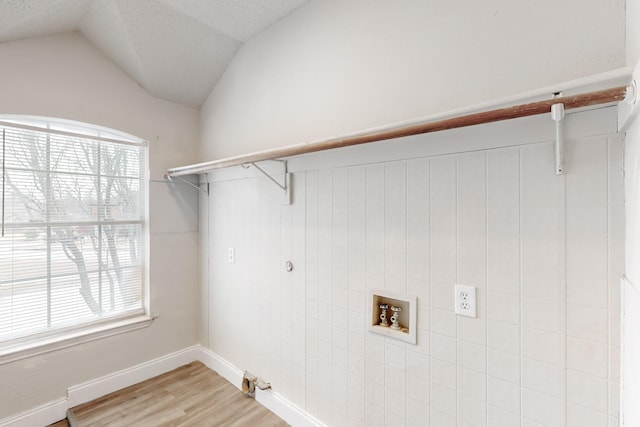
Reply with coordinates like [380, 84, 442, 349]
[0, 115, 146, 146]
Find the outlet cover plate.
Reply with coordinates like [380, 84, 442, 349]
[454, 284, 476, 318]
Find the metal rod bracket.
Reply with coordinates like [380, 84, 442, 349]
[551, 100, 565, 175]
[164, 174, 209, 195]
[247, 161, 291, 205]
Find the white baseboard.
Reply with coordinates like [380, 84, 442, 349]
[255, 384, 326, 427]
[0, 345, 324, 427]
[196, 346, 326, 427]
[0, 398, 67, 427]
[0, 345, 200, 427]
[197, 346, 244, 387]
[67, 345, 201, 407]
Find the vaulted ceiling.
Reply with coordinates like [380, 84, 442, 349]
[0, 0, 310, 108]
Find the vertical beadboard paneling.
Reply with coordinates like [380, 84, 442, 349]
[566, 140, 608, 310]
[456, 152, 488, 345]
[291, 172, 307, 409]
[457, 152, 488, 289]
[486, 147, 521, 423]
[347, 166, 367, 427]
[364, 163, 386, 427]
[430, 156, 458, 333]
[486, 147, 521, 313]
[279, 184, 294, 399]
[384, 162, 408, 427]
[254, 177, 270, 378]
[331, 167, 349, 427]
[520, 142, 564, 426]
[305, 170, 320, 417]
[429, 155, 458, 425]
[265, 176, 283, 384]
[607, 135, 624, 426]
[317, 169, 333, 423]
[366, 164, 386, 291]
[564, 136, 615, 427]
[384, 162, 408, 294]
[406, 158, 430, 300]
[406, 158, 430, 427]
[456, 152, 488, 427]
[520, 143, 562, 302]
[241, 178, 260, 372]
[430, 156, 458, 286]
[205, 114, 623, 427]
[623, 115, 640, 427]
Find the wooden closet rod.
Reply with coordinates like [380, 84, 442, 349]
[167, 85, 628, 176]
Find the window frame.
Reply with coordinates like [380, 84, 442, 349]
[0, 116, 152, 364]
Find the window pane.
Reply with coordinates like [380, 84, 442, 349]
[0, 279, 48, 338]
[3, 169, 47, 223]
[0, 228, 47, 340]
[3, 128, 47, 171]
[50, 134, 98, 175]
[101, 178, 142, 221]
[100, 224, 143, 312]
[0, 227, 48, 285]
[101, 267, 142, 313]
[50, 226, 100, 276]
[101, 144, 141, 178]
[50, 272, 99, 327]
[49, 173, 97, 222]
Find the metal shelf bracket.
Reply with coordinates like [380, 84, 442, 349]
[245, 160, 291, 205]
[164, 174, 209, 195]
[551, 94, 565, 175]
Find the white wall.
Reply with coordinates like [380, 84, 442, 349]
[0, 32, 200, 418]
[200, 0, 625, 160]
[628, 0, 640, 66]
[0, 32, 199, 171]
[203, 107, 622, 427]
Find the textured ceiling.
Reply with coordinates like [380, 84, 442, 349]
[0, 0, 310, 107]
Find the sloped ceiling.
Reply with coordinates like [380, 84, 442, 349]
[0, 0, 310, 107]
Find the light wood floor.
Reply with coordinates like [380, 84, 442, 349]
[57, 362, 288, 427]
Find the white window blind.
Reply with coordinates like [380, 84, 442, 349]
[0, 117, 146, 346]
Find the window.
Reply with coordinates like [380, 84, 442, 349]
[0, 116, 148, 355]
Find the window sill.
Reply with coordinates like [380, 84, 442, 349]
[0, 315, 154, 365]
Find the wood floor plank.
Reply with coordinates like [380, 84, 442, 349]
[70, 362, 289, 427]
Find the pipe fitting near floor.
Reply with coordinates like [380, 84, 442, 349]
[242, 371, 271, 398]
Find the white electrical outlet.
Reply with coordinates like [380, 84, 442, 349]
[454, 284, 476, 318]
[228, 247, 235, 263]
